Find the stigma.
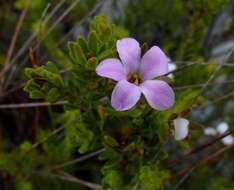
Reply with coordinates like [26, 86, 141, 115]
[127, 73, 141, 85]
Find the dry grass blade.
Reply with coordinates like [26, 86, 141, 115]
[56, 0, 106, 46]
[3, 0, 82, 92]
[38, 0, 81, 43]
[10, 0, 66, 66]
[3, 0, 31, 67]
[2, 0, 106, 99]
[0, 0, 32, 93]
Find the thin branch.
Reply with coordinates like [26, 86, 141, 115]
[171, 60, 234, 67]
[132, 183, 139, 190]
[57, 171, 102, 190]
[35, 170, 101, 190]
[0, 101, 68, 109]
[10, 0, 66, 66]
[163, 62, 198, 77]
[34, 0, 82, 49]
[23, 125, 66, 156]
[196, 45, 234, 97]
[3, 0, 82, 91]
[163, 60, 232, 77]
[174, 80, 234, 90]
[0, 0, 31, 93]
[198, 91, 234, 110]
[167, 130, 233, 168]
[3, 0, 31, 66]
[2, 1, 66, 91]
[170, 145, 233, 190]
[57, 0, 105, 46]
[171, 167, 196, 190]
[39, 0, 106, 63]
[2, 0, 106, 99]
[47, 148, 106, 171]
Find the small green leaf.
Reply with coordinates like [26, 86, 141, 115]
[139, 164, 169, 190]
[102, 170, 124, 190]
[46, 88, 61, 102]
[88, 31, 99, 56]
[77, 36, 89, 55]
[29, 89, 45, 99]
[68, 41, 87, 65]
[104, 135, 119, 147]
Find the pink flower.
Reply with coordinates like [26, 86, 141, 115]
[96, 38, 175, 111]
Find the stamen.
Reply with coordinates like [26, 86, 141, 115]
[127, 73, 141, 85]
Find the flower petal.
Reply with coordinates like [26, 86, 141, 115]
[168, 62, 177, 79]
[140, 46, 168, 81]
[221, 135, 234, 145]
[173, 118, 189, 141]
[96, 58, 126, 81]
[204, 127, 217, 136]
[216, 122, 229, 134]
[111, 80, 141, 111]
[140, 80, 175, 110]
[117, 38, 141, 73]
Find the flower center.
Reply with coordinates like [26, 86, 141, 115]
[127, 73, 141, 85]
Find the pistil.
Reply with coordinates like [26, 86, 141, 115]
[127, 73, 141, 85]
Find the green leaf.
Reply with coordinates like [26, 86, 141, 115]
[46, 88, 61, 102]
[104, 135, 119, 147]
[68, 41, 87, 65]
[88, 31, 99, 56]
[25, 63, 63, 87]
[77, 36, 89, 55]
[139, 164, 169, 190]
[24, 62, 64, 101]
[102, 169, 124, 190]
[62, 110, 95, 154]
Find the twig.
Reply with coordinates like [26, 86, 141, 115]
[2, 0, 106, 99]
[171, 60, 234, 67]
[35, 170, 101, 190]
[167, 130, 233, 168]
[163, 62, 198, 77]
[56, 0, 105, 46]
[3, 0, 82, 91]
[171, 167, 196, 190]
[174, 80, 234, 90]
[132, 183, 139, 190]
[38, 0, 106, 63]
[23, 125, 66, 156]
[57, 171, 102, 190]
[0, 101, 67, 109]
[163, 60, 233, 77]
[171, 144, 233, 190]
[196, 45, 234, 97]
[0, 0, 31, 92]
[47, 148, 106, 171]
[198, 91, 234, 110]
[2, 1, 66, 91]
[35, 0, 82, 49]
[10, 0, 66, 66]
[3, 0, 31, 66]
